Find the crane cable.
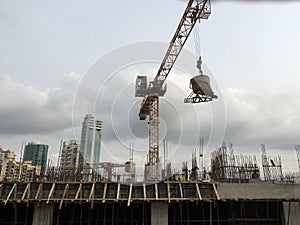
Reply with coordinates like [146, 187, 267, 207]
[193, 21, 203, 75]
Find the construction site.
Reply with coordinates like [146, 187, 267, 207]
[1, 0, 300, 224]
[1, 142, 300, 224]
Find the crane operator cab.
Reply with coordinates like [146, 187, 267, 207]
[184, 57, 218, 104]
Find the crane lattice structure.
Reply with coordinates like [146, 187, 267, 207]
[135, 0, 211, 180]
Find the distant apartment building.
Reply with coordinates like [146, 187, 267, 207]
[59, 140, 80, 180]
[60, 140, 80, 167]
[23, 142, 48, 176]
[0, 148, 41, 182]
[80, 114, 103, 181]
[0, 148, 16, 161]
[0, 148, 17, 181]
[17, 161, 41, 182]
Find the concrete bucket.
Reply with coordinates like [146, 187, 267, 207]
[190, 75, 215, 97]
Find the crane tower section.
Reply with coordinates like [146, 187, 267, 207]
[135, 0, 211, 180]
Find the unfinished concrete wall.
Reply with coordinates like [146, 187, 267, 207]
[283, 202, 300, 225]
[217, 183, 300, 200]
[32, 203, 54, 225]
[151, 202, 168, 225]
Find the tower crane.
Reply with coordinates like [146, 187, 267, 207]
[135, 0, 215, 180]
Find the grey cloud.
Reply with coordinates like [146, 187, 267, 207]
[223, 87, 300, 148]
[0, 73, 80, 135]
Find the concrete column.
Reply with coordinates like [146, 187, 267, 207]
[283, 202, 300, 225]
[32, 203, 54, 225]
[151, 202, 168, 225]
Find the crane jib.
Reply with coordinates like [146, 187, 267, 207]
[138, 0, 211, 117]
[152, 0, 211, 88]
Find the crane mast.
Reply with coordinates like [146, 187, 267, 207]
[135, 0, 211, 180]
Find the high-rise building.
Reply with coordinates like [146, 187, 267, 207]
[80, 114, 103, 181]
[23, 142, 48, 176]
[59, 140, 80, 181]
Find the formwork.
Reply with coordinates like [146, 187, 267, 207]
[0, 180, 299, 224]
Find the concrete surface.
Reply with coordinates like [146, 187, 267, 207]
[151, 202, 168, 225]
[32, 203, 54, 225]
[217, 182, 300, 200]
[283, 202, 300, 225]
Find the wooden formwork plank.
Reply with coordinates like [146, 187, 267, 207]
[102, 183, 107, 203]
[212, 183, 220, 200]
[75, 183, 82, 200]
[27, 183, 30, 202]
[4, 183, 16, 205]
[89, 183, 95, 209]
[116, 183, 120, 201]
[143, 183, 146, 201]
[179, 183, 183, 199]
[59, 183, 69, 210]
[21, 183, 30, 201]
[47, 183, 56, 204]
[127, 183, 132, 206]
[155, 183, 158, 200]
[88, 183, 95, 200]
[0, 183, 3, 197]
[35, 183, 43, 200]
[195, 183, 202, 201]
[167, 182, 171, 203]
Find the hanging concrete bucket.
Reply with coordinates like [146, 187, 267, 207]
[190, 74, 215, 97]
[184, 74, 217, 103]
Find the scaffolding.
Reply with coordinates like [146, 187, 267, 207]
[296, 145, 300, 174]
[210, 142, 260, 183]
[261, 144, 283, 183]
[45, 162, 136, 183]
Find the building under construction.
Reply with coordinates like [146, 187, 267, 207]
[0, 180, 299, 225]
[1, 141, 300, 225]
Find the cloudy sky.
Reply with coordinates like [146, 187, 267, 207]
[1, 0, 300, 174]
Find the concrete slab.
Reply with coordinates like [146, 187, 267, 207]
[217, 183, 300, 200]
